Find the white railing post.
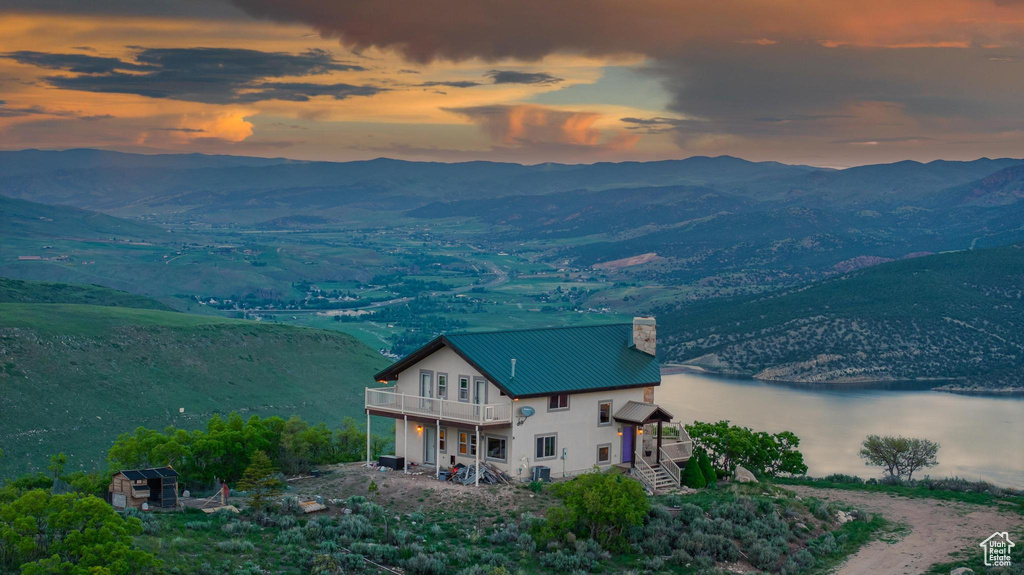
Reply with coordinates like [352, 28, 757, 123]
[436, 419, 441, 479]
[366, 409, 371, 467]
[403, 416, 409, 474]
[474, 425, 480, 487]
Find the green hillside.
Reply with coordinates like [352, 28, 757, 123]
[0, 277, 171, 310]
[0, 295, 390, 478]
[655, 244, 1024, 392]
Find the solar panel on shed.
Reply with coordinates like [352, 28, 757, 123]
[155, 467, 179, 477]
[121, 470, 145, 480]
[139, 469, 162, 479]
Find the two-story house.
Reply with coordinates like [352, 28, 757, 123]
[364, 317, 692, 491]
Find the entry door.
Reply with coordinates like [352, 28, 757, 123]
[419, 372, 433, 410]
[473, 379, 486, 416]
[621, 425, 634, 464]
[424, 427, 436, 465]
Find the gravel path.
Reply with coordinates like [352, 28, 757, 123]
[787, 486, 1023, 574]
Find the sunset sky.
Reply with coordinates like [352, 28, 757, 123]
[3, 0, 1024, 166]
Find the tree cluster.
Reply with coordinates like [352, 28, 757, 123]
[108, 414, 391, 489]
[684, 421, 808, 477]
[0, 490, 160, 574]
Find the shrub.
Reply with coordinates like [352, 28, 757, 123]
[275, 527, 306, 545]
[184, 520, 210, 530]
[546, 470, 649, 550]
[680, 532, 739, 562]
[747, 538, 782, 570]
[809, 533, 839, 556]
[675, 503, 705, 525]
[221, 520, 258, 534]
[216, 539, 255, 553]
[338, 514, 374, 540]
[405, 552, 446, 575]
[698, 451, 718, 485]
[822, 473, 864, 484]
[681, 457, 707, 489]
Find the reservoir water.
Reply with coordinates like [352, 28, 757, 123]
[658, 371, 1024, 488]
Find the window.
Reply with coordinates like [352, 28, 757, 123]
[598, 400, 612, 426]
[437, 374, 448, 399]
[439, 428, 447, 453]
[458, 431, 477, 456]
[486, 435, 507, 462]
[535, 434, 557, 460]
[548, 393, 569, 411]
[458, 377, 470, 402]
[597, 444, 611, 465]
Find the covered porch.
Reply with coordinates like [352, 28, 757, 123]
[614, 400, 693, 493]
[364, 387, 512, 486]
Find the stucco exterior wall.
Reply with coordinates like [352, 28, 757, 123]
[506, 387, 646, 479]
[384, 343, 654, 480]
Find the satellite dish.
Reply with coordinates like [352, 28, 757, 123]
[517, 405, 535, 426]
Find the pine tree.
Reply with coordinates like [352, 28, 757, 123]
[236, 450, 283, 512]
[681, 456, 707, 489]
[698, 451, 717, 486]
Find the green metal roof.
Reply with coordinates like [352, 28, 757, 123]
[375, 323, 660, 397]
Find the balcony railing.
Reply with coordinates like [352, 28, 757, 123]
[365, 388, 513, 425]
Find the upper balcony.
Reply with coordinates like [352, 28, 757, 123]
[365, 388, 513, 427]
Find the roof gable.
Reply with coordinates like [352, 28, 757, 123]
[375, 323, 660, 397]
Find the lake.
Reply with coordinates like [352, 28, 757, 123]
[657, 371, 1024, 488]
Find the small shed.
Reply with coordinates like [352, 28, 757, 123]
[109, 467, 179, 509]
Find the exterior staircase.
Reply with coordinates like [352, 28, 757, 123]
[651, 464, 677, 491]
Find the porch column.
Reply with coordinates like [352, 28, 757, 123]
[634, 426, 640, 465]
[656, 421, 663, 464]
[366, 411, 371, 467]
[474, 425, 480, 487]
[435, 419, 441, 478]
[403, 415, 409, 474]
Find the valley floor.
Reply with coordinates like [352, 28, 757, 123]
[786, 485, 1024, 574]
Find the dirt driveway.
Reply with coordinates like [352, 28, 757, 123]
[787, 486, 1023, 574]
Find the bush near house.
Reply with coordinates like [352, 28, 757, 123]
[542, 469, 650, 551]
[681, 457, 707, 489]
[698, 451, 718, 485]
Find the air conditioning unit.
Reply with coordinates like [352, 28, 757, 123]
[531, 465, 551, 482]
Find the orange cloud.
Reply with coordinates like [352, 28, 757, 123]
[444, 104, 638, 151]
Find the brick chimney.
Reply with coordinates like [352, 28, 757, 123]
[631, 316, 656, 356]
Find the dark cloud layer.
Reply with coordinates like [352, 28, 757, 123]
[485, 70, 562, 85]
[4, 47, 384, 104]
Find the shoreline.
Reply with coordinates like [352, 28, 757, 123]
[660, 364, 1024, 396]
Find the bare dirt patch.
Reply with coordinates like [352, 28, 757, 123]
[283, 463, 555, 523]
[593, 252, 662, 270]
[787, 485, 1024, 575]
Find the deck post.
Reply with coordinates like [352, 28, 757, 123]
[366, 410, 371, 467]
[404, 416, 409, 474]
[474, 425, 480, 487]
[435, 419, 441, 479]
[656, 421, 663, 464]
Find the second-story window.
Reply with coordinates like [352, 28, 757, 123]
[458, 377, 470, 401]
[598, 400, 612, 426]
[437, 374, 448, 399]
[548, 393, 569, 411]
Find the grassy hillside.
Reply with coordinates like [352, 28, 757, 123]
[0, 277, 171, 310]
[0, 298, 389, 478]
[655, 244, 1024, 391]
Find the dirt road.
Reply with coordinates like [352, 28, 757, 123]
[787, 486, 1023, 574]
